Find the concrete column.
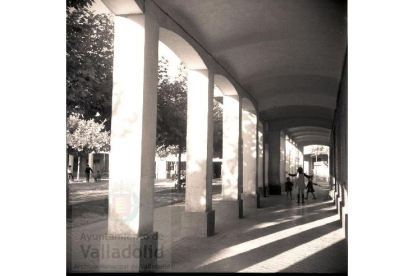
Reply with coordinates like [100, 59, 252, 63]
[182, 69, 215, 237]
[264, 143, 269, 192]
[257, 122, 264, 197]
[279, 131, 286, 190]
[68, 154, 74, 168]
[241, 107, 259, 208]
[99, 12, 159, 272]
[300, 147, 304, 168]
[158, 159, 167, 179]
[303, 155, 312, 174]
[76, 157, 81, 180]
[216, 95, 243, 219]
[268, 129, 281, 194]
[88, 153, 94, 170]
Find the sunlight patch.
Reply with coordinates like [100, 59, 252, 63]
[197, 214, 339, 268]
[239, 229, 345, 272]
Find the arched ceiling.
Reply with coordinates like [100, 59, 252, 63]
[284, 126, 331, 148]
[153, 0, 347, 129]
[101, 0, 347, 136]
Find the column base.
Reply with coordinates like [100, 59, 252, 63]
[216, 200, 243, 219]
[258, 187, 268, 198]
[340, 202, 347, 228]
[242, 193, 260, 208]
[99, 232, 159, 273]
[334, 191, 340, 209]
[344, 213, 348, 241]
[336, 198, 342, 216]
[268, 184, 282, 195]
[182, 210, 215, 237]
[338, 201, 348, 241]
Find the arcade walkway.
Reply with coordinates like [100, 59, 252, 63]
[67, 1, 348, 272]
[67, 184, 347, 273]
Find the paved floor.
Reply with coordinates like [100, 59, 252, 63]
[67, 184, 347, 273]
[67, 179, 223, 228]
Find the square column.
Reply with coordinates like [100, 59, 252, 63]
[216, 95, 243, 219]
[241, 108, 259, 208]
[68, 154, 74, 168]
[182, 70, 215, 237]
[279, 131, 286, 190]
[268, 129, 285, 195]
[257, 122, 264, 198]
[98, 13, 159, 272]
[264, 142, 269, 196]
[88, 153, 94, 169]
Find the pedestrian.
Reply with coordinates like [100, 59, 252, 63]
[285, 177, 294, 200]
[305, 178, 319, 199]
[94, 170, 102, 182]
[85, 165, 94, 183]
[67, 165, 74, 182]
[288, 167, 313, 204]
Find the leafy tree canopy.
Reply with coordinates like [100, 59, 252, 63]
[66, 113, 110, 156]
[311, 145, 329, 156]
[66, 0, 114, 129]
[156, 58, 223, 159]
[156, 58, 188, 157]
[213, 98, 223, 158]
[67, 0, 94, 10]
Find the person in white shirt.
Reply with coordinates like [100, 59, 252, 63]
[288, 167, 313, 204]
[67, 165, 74, 181]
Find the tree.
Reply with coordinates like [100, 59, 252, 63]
[213, 98, 223, 159]
[66, 113, 111, 157]
[156, 58, 188, 191]
[156, 58, 224, 190]
[66, 112, 110, 205]
[66, 0, 114, 129]
[67, 0, 95, 10]
[310, 145, 329, 175]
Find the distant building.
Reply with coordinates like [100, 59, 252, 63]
[68, 153, 222, 180]
[303, 153, 329, 182]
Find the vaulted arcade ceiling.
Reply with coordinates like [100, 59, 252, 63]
[153, 0, 347, 146]
[98, 0, 347, 147]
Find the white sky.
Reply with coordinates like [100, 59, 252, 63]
[159, 42, 183, 80]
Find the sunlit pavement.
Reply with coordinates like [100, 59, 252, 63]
[67, 183, 347, 273]
[155, 184, 347, 273]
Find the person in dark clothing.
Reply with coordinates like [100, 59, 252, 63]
[305, 178, 319, 199]
[285, 177, 294, 200]
[94, 171, 102, 182]
[85, 165, 94, 183]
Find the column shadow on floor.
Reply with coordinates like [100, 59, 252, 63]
[168, 195, 345, 272]
[279, 239, 348, 273]
[187, 220, 342, 272]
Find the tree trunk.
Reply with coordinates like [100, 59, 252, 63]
[66, 153, 69, 207]
[77, 156, 81, 180]
[177, 145, 182, 192]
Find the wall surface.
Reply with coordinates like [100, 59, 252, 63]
[330, 52, 347, 237]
